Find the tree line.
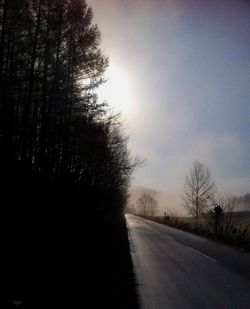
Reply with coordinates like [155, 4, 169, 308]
[0, 0, 137, 219]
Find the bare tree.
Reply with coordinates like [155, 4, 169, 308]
[126, 202, 136, 214]
[183, 161, 216, 227]
[137, 193, 158, 217]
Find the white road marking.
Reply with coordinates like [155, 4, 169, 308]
[188, 246, 218, 263]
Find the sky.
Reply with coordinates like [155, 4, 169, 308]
[87, 0, 250, 209]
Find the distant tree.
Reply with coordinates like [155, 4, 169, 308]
[137, 193, 158, 217]
[231, 193, 250, 211]
[183, 161, 216, 226]
[245, 194, 250, 210]
[126, 202, 136, 214]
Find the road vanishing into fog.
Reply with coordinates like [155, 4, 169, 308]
[126, 214, 250, 309]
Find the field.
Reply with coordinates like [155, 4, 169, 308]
[153, 211, 250, 250]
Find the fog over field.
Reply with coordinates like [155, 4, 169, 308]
[129, 186, 250, 216]
[129, 186, 187, 216]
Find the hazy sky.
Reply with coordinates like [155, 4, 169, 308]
[88, 0, 250, 199]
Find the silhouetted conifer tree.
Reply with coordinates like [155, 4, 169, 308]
[1, 2, 140, 306]
[0, 0, 135, 219]
[0, 0, 137, 235]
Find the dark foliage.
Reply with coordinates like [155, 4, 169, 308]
[1, 0, 138, 307]
[0, 0, 135, 215]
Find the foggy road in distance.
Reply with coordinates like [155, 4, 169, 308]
[126, 214, 250, 309]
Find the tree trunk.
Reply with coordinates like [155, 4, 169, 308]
[21, 0, 42, 176]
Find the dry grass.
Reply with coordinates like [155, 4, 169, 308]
[152, 212, 250, 250]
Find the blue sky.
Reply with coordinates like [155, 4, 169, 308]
[88, 0, 250, 201]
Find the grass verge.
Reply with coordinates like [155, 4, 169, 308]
[140, 215, 250, 251]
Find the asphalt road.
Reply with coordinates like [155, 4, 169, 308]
[126, 214, 250, 309]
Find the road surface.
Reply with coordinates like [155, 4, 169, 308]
[126, 214, 250, 309]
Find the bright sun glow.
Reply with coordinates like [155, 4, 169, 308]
[97, 63, 134, 115]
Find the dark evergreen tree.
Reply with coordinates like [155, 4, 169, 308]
[1, 1, 138, 306]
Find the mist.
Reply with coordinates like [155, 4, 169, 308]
[89, 0, 250, 200]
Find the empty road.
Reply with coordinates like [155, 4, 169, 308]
[126, 214, 250, 309]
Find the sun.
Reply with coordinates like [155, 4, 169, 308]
[97, 62, 134, 115]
